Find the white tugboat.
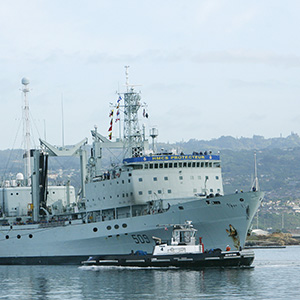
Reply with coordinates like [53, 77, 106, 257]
[82, 221, 255, 268]
[0, 69, 263, 265]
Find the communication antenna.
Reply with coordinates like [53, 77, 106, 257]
[252, 151, 259, 191]
[61, 93, 65, 147]
[125, 65, 130, 92]
[21, 77, 31, 186]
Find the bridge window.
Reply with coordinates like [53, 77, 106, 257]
[145, 164, 148, 169]
[209, 162, 212, 167]
[179, 162, 182, 168]
[164, 163, 168, 168]
[159, 163, 163, 168]
[169, 163, 172, 168]
[192, 162, 195, 167]
[205, 162, 208, 167]
[201, 162, 204, 167]
[197, 162, 200, 167]
[174, 163, 178, 168]
[154, 163, 158, 169]
[149, 164, 153, 169]
[188, 162, 191, 167]
[183, 162, 187, 167]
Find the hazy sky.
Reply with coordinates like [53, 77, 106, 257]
[1, 0, 300, 150]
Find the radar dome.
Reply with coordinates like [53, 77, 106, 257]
[21, 77, 30, 85]
[16, 173, 24, 181]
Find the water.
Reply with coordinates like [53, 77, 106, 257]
[0, 247, 300, 300]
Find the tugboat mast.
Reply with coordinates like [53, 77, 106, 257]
[21, 77, 31, 186]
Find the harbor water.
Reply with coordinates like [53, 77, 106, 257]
[0, 246, 299, 300]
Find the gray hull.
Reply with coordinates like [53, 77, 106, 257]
[0, 191, 262, 265]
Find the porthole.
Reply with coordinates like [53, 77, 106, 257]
[178, 206, 184, 210]
[93, 227, 98, 232]
[29, 234, 33, 239]
[17, 235, 21, 239]
[114, 224, 119, 229]
[107, 226, 112, 230]
[5, 235, 9, 239]
[240, 198, 244, 202]
[122, 223, 127, 228]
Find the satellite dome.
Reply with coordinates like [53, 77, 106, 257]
[21, 77, 30, 85]
[16, 173, 24, 181]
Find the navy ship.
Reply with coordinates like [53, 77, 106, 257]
[0, 69, 263, 265]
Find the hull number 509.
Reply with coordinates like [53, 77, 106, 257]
[131, 234, 151, 244]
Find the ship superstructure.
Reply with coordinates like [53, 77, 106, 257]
[0, 70, 264, 265]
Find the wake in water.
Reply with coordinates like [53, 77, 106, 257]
[78, 265, 179, 271]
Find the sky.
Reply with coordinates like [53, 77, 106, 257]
[0, 0, 300, 150]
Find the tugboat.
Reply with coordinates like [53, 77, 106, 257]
[81, 221, 255, 268]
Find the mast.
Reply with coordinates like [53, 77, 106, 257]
[122, 66, 144, 158]
[21, 77, 31, 186]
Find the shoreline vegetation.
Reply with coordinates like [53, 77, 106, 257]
[246, 232, 300, 247]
